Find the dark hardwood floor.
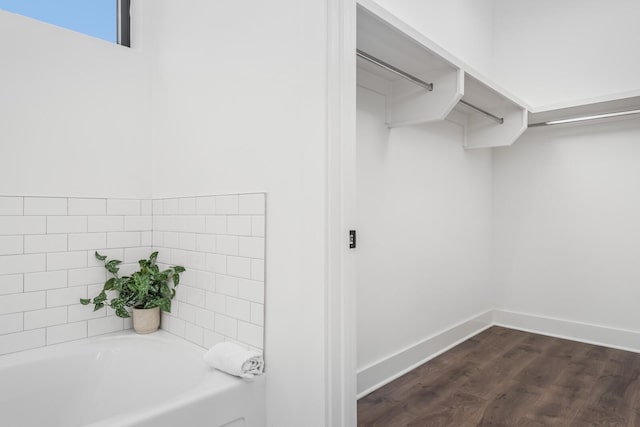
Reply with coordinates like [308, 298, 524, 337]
[357, 326, 640, 426]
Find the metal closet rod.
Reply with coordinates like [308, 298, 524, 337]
[458, 100, 504, 124]
[529, 109, 640, 127]
[356, 49, 504, 125]
[356, 49, 433, 91]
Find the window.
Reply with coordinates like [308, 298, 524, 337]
[0, 0, 130, 47]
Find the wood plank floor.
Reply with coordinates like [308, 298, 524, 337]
[357, 326, 640, 426]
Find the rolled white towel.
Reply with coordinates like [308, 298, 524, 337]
[203, 342, 264, 379]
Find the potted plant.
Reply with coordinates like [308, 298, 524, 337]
[80, 251, 185, 334]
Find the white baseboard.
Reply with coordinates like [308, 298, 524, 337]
[357, 309, 640, 399]
[356, 310, 493, 398]
[493, 309, 640, 354]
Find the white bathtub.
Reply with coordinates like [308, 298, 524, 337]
[0, 330, 265, 427]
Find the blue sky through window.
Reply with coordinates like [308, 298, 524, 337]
[0, 0, 116, 43]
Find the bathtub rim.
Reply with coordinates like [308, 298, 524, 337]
[0, 329, 266, 427]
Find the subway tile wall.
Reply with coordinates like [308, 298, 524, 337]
[153, 194, 265, 353]
[0, 196, 152, 355]
[0, 193, 266, 356]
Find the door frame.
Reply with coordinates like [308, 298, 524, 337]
[326, 0, 358, 425]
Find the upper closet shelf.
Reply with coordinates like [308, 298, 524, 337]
[528, 93, 640, 128]
[356, 0, 528, 149]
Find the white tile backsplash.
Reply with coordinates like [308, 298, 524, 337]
[24, 307, 67, 330]
[24, 197, 68, 216]
[238, 279, 265, 304]
[163, 199, 179, 215]
[196, 197, 216, 215]
[124, 216, 153, 232]
[107, 199, 141, 216]
[185, 322, 204, 345]
[68, 198, 106, 216]
[0, 313, 23, 335]
[0, 197, 149, 355]
[88, 316, 124, 337]
[216, 275, 239, 296]
[0, 275, 23, 296]
[206, 292, 226, 313]
[106, 231, 140, 248]
[0, 254, 46, 275]
[239, 194, 265, 215]
[68, 233, 107, 251]
[46, 286, 87, 308]
[169, 316, 186, 337]
[203, 329, 224, 348]
[179, 233, 197, 251]
[0, 329, 45, 354]
[0, 217, 46, 235]
[68, 304, 106, 322]
[251, 216, 265, 237]
[0, 197, 23, 216]
[0, 194, 265, 356]
[226, 297, 251, 321]
[46, 251, 87, 271]
[88, 216, 124, 232]
[47, 216, 87, 234]
[46, 321, 87, 345]
[24, 271, 67, 292]
[214, 196, 239, 215]
[215, 313, 238, 338]
[227, 216, 252, 236]
[0, 292, 45, 315]
[216, 235, 239, 255]
[250, 303, 264, 326]
[195, 234, 216, 253]
[141, 231, 152, 246]
[141, 200, 153, 216]
[238, 237, 265, 259]
[206, 253, 227, 274]
[237, 321, 264, 348]
[124, 247, 153, 263]
[67, 267, 106, 287]
[0, 236, 24, 255]
[178, 198, 197, 215]
[205, 215, 227, 234]
[227, 256, 251, 279]
[251, 259, 265, 281]
[154, 194, 265, 352]
[24, 234, 67, 254]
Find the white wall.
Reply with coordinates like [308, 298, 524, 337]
[493, 118, 640, 332]
[356, 86, 494, 370]
[492, 0, 640, 108]
[0, 8, 151, 198]
[143, 1, 330, 425]
[372, 0, 495, 75]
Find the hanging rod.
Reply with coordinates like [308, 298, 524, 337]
[458, 100, 504, 124]
[529, 109, 640, 127]
[356, 49, 433, 91]
[356, 49, 504, 125]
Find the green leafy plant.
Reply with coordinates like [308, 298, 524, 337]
[80, 251, 185, 318]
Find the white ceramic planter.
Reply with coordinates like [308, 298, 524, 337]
[132, 307, 160, 334]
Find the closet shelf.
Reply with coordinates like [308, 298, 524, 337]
[528, 94, 640, 128]
[356, 0, 528, 149]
